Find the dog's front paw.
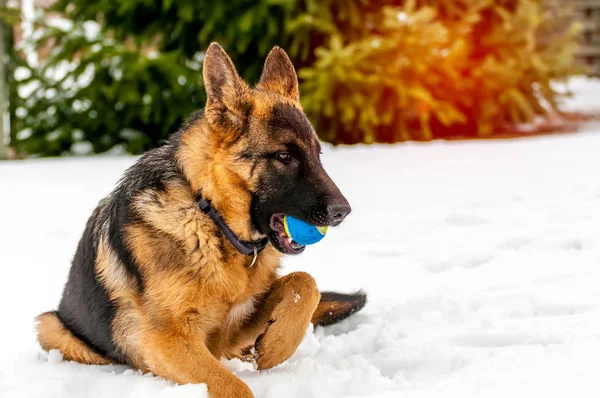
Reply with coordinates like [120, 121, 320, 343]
[209, 375, 254, 398]
[253, 272, 320, 370]
[255, 318, 305, 370]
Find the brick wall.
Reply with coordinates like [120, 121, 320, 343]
[576, 1, 600, 75]
[545, 0, 600, 76]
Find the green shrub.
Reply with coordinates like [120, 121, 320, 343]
[296, 0, 582, 144]
[12, 0, 582, 155]
[14, 0, 300, 156]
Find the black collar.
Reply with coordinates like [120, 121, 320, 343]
[197, 195, 269, 265]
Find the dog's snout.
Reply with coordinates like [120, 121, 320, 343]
[326, 200, 351, 225]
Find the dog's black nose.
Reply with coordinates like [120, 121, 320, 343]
[326, 200, 352, 225]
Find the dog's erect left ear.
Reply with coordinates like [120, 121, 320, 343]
[258, 46, 300, 102]
[203, 42, 247, 105]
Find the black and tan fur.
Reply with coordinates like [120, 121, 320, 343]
[36, 43, 366, 398]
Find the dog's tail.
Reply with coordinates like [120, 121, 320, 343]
[36, 311, 111, 365]
[311, 291, 367, 327]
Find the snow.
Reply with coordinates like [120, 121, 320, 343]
[554, 76, 600, 114]
[2, 89, 600, 396]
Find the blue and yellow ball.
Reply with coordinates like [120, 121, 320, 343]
[283, 215, 328, 246]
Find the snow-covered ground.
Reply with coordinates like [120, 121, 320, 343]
[2, 83, 600, 397]
[554, 76, 600, 114]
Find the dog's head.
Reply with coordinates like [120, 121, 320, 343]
[183, 43, 350, 255]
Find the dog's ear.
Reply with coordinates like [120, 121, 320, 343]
[203, 43, 250, 133]
[203, 42, 247, 106]
[258, 46, 299, 102]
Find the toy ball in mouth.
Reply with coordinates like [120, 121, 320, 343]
[283, 215, 328, 246]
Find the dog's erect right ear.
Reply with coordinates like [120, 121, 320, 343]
[258, 46, 300, 102]
[203, 42, 246, 105]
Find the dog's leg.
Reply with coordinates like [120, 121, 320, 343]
[228, 272, 321, 370]
[140, 318, 253, 398]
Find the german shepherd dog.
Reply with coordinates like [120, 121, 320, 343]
[36, 43, 365, 397]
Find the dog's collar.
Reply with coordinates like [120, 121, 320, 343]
[197, 195, 269, 266]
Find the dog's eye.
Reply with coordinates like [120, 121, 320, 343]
[276, 152, 293, 163]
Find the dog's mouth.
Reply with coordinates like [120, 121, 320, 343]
[268, 213, 305, 255]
